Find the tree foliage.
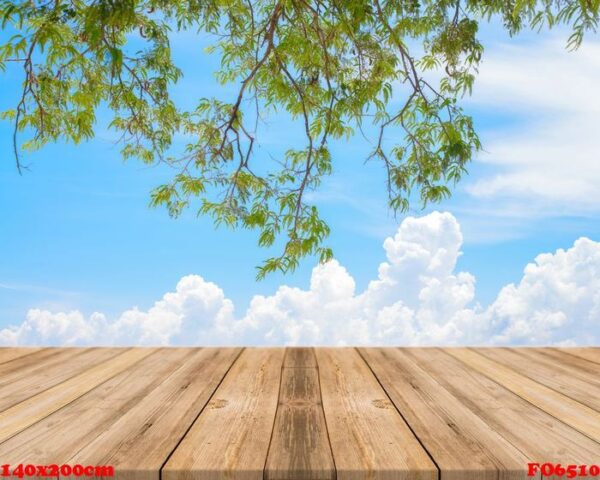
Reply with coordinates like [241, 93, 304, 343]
[1, 0, 598, 278]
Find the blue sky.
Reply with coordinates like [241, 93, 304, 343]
[1, 19, 600, 345]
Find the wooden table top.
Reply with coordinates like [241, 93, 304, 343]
[0, 347, 598, 479]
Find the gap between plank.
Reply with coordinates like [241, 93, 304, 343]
[262, 348, 287, 479]
[548, 347, 600, 366]
[0, 347, 47, 366]
[450, 347, 600, 447]
[313, 347, 337, 480]
[355, 347, 442, 480]
[425, 347, 541, 476]
[62, 347, 233, 465]
[263, 347, 337, 480]
[0, 348, 122, 413]
[476, 348, 600, 413]
[157, 347, 246, 480]
[0, 347, 153, 446]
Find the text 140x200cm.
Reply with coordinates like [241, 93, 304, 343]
[0, 464, 114, 478]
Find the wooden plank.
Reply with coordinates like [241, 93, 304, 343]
[556, 347, 600, 365]
[0, 347, 154, 442]
[533, 348, 600, 376]
[63, 348, 242, 480]
[283, 347, 318, 368]
[416, 349, 600, 466]
[446, 348, 600, 441]
[0, 348, 178, 464]
[0, 348, 87, 390]
[163, 348, 284, 480]
[315, 348, 437, 480]
[0, 348, 43, 365]
[1, 347, 597, 480]
[0, 348, 65, 376]
[264, 348, 335, 480]
[474, 348, 600, 412]
[0, 347, 123, 411]
[360, 348, 531, 480]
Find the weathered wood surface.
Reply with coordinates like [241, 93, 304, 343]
[264, 348, 335, 480]
[446, 348, 600, 442]
[359, 348, 529, 480]
[317, 348, 437, 480]
[0, 347, 598, 480]
[163, 348, 284, 480]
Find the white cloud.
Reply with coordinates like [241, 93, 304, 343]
[466, 38, 600, 213]
[487, 237, 600, 345]
[2, 211, 598, 346]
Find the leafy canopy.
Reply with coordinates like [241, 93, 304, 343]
[1, 0, 598, 278]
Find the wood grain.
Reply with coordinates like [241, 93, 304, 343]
[0, 348, 43, 365]
[66, 348, 242, 480]
[0, 347, 122, 411]
[0, 348, 64, 377]
[360, 348, 531, 480]
[0, 348, 171, 463]
[423, 349, 600, 465]
[446, 348, 600, 441]
[162, 348, 285, 480]
[555, 347, 600, 365]
[1, 347, 599, 479]
[316, 348, 437, 480]
[264, 348, 335, 480]
[0, 347, 153, 443]
[530, 348, 600, 376]
[282, 347, 318, 368]
[474, 348, 600, 411]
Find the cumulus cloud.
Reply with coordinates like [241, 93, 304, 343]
[487, 237, 600, 345]
[2, 211, 598, 346]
